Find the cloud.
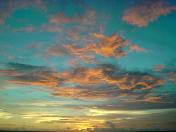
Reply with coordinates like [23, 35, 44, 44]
[143, 96, 162, 103]
[19, 112, 73, 123]
[45, 33, 131, 62]
[9, 70, 61, 88]
[129, 44, 146, 52]
[169, 73, 176, 84]
[45, 32, 146, 64]
[52, 86, 119, 99]
[113, 72, 165, 90]
[12, 26, 35, 32]
[59, 65, 165, 91]
[87, 108, 175, 116]
[49, 10, 97, 25]
[0, 109, 13, 119]
[63, 44, 97, 62]
[89, 33, 128, 58]
[0, 62, 166, 101]
[158, 65, 176, 84]
[91, 108, 176, 131]
[45, 44, 69, 57]
[52, 71, 164, 99]
[67, 31, 81, 41]
[123, 0, 176, 27]
[15, 101, 63, 107]
[41, 24, 63, 32]
[18, 112, 103, 131]
[154, 64, 165, 72]
[0, 62, 61, 88]
[49, 13, 74, 24]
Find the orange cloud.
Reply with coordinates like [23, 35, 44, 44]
[64, 45, 96, 63]
[45, 33, 129, 62]
[0, 70, 22, 77]
[123, 0, 176, 27]
[89, 33, 128, 58]
[68, 31, 81, 41]
[143, 96, 162, 103]
[105, 73, 165, 90]
[129, 44, 146, 52]
[49, 10, 97, 25]
[58, 66, 165, 91]
[49, 13, 74, 23]
[16, 65, 165, 91]
[0, 63, 166, 100]
[45, 44, 96, 63]
[52, 87, 118, 99]
[45, 44, 69, 57]
[59, 67, 106, 85]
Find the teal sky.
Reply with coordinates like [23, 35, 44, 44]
[0, 0, 176, 131]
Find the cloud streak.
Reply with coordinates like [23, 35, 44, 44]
[49, 10, 97, 25]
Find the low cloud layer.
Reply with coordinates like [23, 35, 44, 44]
[0, 62, 169, 103]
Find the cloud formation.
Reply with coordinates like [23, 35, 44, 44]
[45, 33, 144, 63]
[123, 0, 176, 27]
[0, 1, 176, 131]
[0, 62, 166, 101]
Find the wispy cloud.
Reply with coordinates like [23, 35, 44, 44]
[143, 96, 162, 103]
[45, 33, 145, 63]
[49, 10, 97, 25]
[0, 109, 13, 119]
[129, 44, 146, 52]
[87, 107, 176, 116]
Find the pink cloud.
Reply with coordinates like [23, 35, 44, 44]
[129, 44, 146, 52]
[49, 10, 97, 25]
[123, 0, 176, 27]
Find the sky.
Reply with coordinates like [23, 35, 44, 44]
[0, 0, 176, 131]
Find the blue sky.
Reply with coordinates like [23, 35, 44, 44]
[0, 0, 176, 131]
